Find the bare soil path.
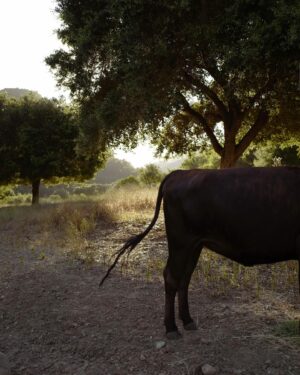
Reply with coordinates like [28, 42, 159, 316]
[0, 218, 300, 375]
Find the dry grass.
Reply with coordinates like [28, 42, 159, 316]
[193, 250, 299, 298]
[0, 186, 299, 299]
[99, 186, 158, 221]
[0, 186, 157, 264]
[0, 200, 114, 231]
[0, 199, 113, 263]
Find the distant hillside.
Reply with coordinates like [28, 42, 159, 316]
[156, 158, 183, 172]
[93, 158, 137, 184]
[0, 88, 41, 99]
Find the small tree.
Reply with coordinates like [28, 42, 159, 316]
[139, 164, 163, 186]
[0, 95, 104, 204]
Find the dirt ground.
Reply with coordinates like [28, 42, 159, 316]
[0, 214, 300, 375]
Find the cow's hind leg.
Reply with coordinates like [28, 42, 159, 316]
[163, 262, 181, 339]
[163, 239, 201, 339]
[178, 246, 202, 331]
[297, 236, 300, 333]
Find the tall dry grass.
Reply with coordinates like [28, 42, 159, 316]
[99, 186, 158, 220]
[0, 186, 158, 263]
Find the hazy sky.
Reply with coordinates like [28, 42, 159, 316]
[0, 0, 65, 98]
[0, 0, 159, 167]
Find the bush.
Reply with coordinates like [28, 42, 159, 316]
[0, 185, 15, 200]
[139, 164, 163, 186]
[4, 193, 32, 205]
[114, 175, 140, 189]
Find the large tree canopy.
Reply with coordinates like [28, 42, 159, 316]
[47, 0, 300, 167]
[0, 95, 105, 204]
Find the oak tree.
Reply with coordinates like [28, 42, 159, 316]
[0, 95, 104, 204]
[47, 0, 300, 167]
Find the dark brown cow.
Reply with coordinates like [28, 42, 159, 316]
[100, 167, 300, 339]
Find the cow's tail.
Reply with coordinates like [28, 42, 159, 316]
[99, 175, 168, 286]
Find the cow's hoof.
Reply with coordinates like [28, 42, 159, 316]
[166, 330, 182, 340]
[184, 321, 198, 331]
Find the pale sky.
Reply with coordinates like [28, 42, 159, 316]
[0, 0, 159, 167]
[0, 0, 65, 98]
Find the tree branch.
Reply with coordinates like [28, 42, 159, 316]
[242, 78, 274, 119]
[236, 109, 269, 157]
[200, 63, 243, 129]
[200, 51, 227, 89]
[183, 72, 229, 123]
[178, 93, 223, 155]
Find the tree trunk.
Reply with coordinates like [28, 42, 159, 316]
[220, 156, 236, 168]
[220, 152, 239, 168]
[219, 130, 239, 168]
[31, 179, 40, 205]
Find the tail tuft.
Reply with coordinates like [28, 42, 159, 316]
[99, 174, 168, 287]
[99, 233, 144, 287]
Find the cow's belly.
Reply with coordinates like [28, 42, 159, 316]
[181, 188, 300, 265]
[202, 235, 297, 266]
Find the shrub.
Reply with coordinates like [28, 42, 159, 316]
[139, 164, 163, 186]
[114, 175, 140, 189]
[0, 185, 15, 200]
[3, 193, 31, 205]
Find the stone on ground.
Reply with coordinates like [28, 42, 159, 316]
[201, 363, 218, 375]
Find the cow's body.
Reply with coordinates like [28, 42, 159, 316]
[164, 167, 300, 265]
[101, 167, 300, 338]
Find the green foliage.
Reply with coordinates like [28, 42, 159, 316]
[0, 88, 41, 100]
[181, 150, 220, 169]
[273, 146, 300, 167]
[253, 143, 300, 167]
[2, 193, 32, 206]
[0, 94, 106, 203]
[138, 164, 163, 186]
[0, 185, 15, 200]
[114, 175, 140, 189]
[47, 0, 300, 167]
[0, 95, 78, 182]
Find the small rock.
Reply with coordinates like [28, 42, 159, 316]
[232, 370, 244, 375]
[0, 352, 11, 375]
[155, 341, 166, 349]
[201, 338, 211, 344]
[201, 363, 218, 375]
